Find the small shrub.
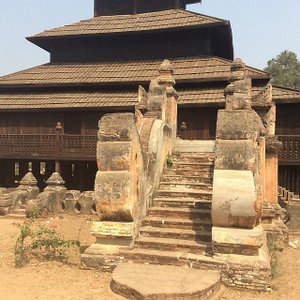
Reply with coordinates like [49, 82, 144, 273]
[167, 157, 173, 168]
[14, 217, 80, 268]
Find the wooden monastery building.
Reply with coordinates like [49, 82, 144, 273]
[0, 0, 299, 195]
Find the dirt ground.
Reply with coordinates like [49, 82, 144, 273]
[0, 216, 299, 300]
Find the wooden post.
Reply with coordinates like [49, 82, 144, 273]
[55, 122, 62, 174]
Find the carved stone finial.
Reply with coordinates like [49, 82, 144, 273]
[231, 58, 246, 71]
[19, 172, 38, 186]
[158, 60, 175, 87]
[46, 172, 65, 186]
[230, 58, 247, 82]
[159, 59, 174, 75]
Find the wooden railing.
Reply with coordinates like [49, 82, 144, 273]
[0, 134, 97, 161]
[278, 135, 300, 163]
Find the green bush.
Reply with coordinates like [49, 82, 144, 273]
[14, 217, 80, 268]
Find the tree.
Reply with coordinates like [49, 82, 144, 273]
[264, 50, 300, 90]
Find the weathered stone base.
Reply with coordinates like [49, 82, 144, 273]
[212, 226, 264, 256]
[262, 203, 289, 250]
[111, 263, 223, 300]
[215, 232, 271, 291]
[81, 221, 134, 271]
[81, 244, 128, 272]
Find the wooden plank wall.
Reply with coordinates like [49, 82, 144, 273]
[0, 111, 104, 135]
[177, 107, 218, 140]
[276, 103, 300, 135]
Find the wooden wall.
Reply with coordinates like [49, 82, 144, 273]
[94, 0, 183, 16]
[50, 29, 213, 63]
[0, 111, 105, 135]
[276, 103, 300, 135]
[177, 107, 218, 140]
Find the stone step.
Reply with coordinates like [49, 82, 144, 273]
[140, 226, 212, 242]
[154, 197, 212, 209]
[159, 181, 212, 190]
[156, 189, 213, 200]
[10, 209, 26, 215]
[173, 140, 215, 153]
[111, 263, 223, 300]
[148, 207, 211, 220]
[162, 174, 213, 184]
[142, 216, 213, 230]
[135, 236, 211, 254]
[173, 152, 214, 157]
[172, 158, 214, 165]
[165, 169, 214, 177]
[172, 161, 214, 167]
[119, 248, 220, 268]
[4, 213, 26, 219]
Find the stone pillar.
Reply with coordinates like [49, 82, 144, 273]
[265, 135, 282, 204]
[145, 60, 177, 145]
[158, 60, 178, 144]
[264, 104, 282, 204]
[82, 113, 144, 270]
[212, 59, 266, 256]
[18, 172, 39, 199]
[44, 172, 67, 213]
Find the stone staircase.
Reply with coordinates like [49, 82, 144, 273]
[120, 151, 216, 267]
[6, 204, 26, 219]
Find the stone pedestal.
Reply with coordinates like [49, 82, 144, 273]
[82, 221, 134, 271]
[212, 225, 264, 256]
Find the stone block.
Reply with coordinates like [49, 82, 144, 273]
[214, 140, 257, 173]
[8, 190, 28, 208]
[77, 191, 95, 214]
[81, 221, 134, 271]
[81, 244, 128, 271]
[90, 221, 134, 241]
[98, 113, 135, 142]
[287, 202, 300, 232]
[64, 190, 81, 214]
[212, 226, 263, 256]
[97, 141, 131, 171]
[212, 170, 257, 228]
[216, 110, 265, 141]
[0, 194, 13, 207]
[95, 171, 132, 221]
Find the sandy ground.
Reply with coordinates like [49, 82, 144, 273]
[0, 215, 299, 300]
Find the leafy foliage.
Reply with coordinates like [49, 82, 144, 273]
[264, 50, 300, 89]
[14, 217, 80, 268]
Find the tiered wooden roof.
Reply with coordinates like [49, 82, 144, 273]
[1, 86, 298, 111]
[0, 57, 269, 88]
[28, 9, 227, 40]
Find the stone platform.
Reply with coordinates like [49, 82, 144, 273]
[111, 263, 223, 300]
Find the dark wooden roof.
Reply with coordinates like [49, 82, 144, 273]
[1, 86, 296, 111]
[28, 9, 227, 40]
[0, 91, 138, 110]
[0, 57, 269, 88]
[271, 86, 300, 103]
